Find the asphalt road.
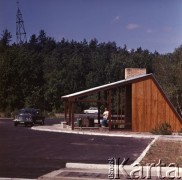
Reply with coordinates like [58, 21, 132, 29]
[0, 118, 153, 179]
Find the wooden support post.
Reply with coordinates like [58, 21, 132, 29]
[98, 92, 101, 125]
[125, 85, 132, 130]
[108, 90, 112, 130]
[64, 101, 68, 124]
[104, 90, 107, 107]
[124, 86, 126, 123]
[68, 101, 71, 126]
[119, 88, 122, 120]
[120, 87, 123, 122]
[71, 99, 75, 130]
[117, 88, 119, 121]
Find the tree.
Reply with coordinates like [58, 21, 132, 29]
[0, 29, 181, 115]
[29, 34, 38, 45]
[0, 45, 23, 111]
[0, 29, 12, 52]
[152, 49, 182, 117]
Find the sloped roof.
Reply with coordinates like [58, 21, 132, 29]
[61, 73, 152, 99]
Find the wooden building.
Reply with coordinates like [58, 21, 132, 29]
[61, 69, 182, 132]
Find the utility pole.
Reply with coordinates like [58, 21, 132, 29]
[16, 1, 27, 44]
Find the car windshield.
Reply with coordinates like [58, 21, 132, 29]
[19, 109, 33, 115]
[89, 107, 97, 110]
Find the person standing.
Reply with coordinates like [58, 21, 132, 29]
[102, 107, 109, 127]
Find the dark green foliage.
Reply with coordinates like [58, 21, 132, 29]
[0, 29, 12, 53]
[152, 46, 182, 117]
[0, 29, 182, 115]
[151, 122, 172, 135]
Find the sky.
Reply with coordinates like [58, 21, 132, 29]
[1, 0, 182, 54]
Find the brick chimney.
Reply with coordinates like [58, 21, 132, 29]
[125, 68, 146, 79]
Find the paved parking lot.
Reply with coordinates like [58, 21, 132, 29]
[0, 119, 153, 179]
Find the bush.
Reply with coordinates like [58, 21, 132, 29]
[4, 109, 12, 118]
[151, 121, 172, 135]
[48, 112, 56, 118]
[42, 111, 49, 117]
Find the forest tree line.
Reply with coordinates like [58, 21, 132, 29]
[0, 29, 181, 116]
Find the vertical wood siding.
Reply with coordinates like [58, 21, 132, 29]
[132, 78, 182, 132]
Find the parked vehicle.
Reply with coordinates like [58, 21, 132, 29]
[13, 108, 45, 127]
[83, 107, 98, 114]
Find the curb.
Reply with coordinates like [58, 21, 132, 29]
[66, 162, 109, 170]
[32, 125, 182, 140]
[132, 136, 159, 165]
[31, 126, 159, 139]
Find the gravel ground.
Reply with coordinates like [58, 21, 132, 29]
[141, 138, 182, 167]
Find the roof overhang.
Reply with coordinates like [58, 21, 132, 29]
[61, 74, 153, 100]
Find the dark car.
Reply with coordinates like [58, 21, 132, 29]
[13, 108, 45, 127]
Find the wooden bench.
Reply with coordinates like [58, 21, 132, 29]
[109, 120, 125, 128]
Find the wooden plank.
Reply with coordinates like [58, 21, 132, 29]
[151, 79, 158, 129]
[170, 103, 175, 130]
[145, 79, 152, 131]
[173, 112, 176, 132]
[151, 76, 182, 126]
[68, 101, 71, 126]
[104, 90, 108, 107]
[150, 78, 182, 132]
[157, 88, 162, 126]
[143, 80, 147, 131]
[175, 114, 182, 131]
[160, 91, 166, 125]
[124, 86, 127, 126]
[71, 102, 74, 130]
[98, 92, 101, 125]
[137, 81, 143, 132]
[132, 83, 136, 131]
[64, 101, 68, 124]
[125, 85, 132, 130]
[132, 83, 135, 131]
[165, 101, 170, 124]
[108, 90, 112, 130]
[120, 87, 123, 122]
[116, 88, 119, 121]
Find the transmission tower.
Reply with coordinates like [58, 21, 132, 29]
[16, 1, 27, 44]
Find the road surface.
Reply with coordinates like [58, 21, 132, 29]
[0, 118, 153, 179]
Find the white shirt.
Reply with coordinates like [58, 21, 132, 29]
[103, 110, 109, 120]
